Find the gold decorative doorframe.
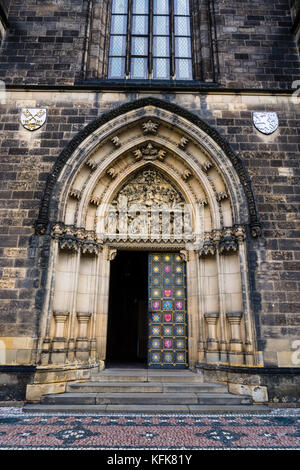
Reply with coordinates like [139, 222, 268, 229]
[27, 101, 262, 401]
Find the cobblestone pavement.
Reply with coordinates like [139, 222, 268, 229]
[0, 407, 299, 450]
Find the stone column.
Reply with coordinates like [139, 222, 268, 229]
[204, 312, 219, 362]
[39, 237, 59, 365]
[183, 250, 199, 369]
[196, 254, 206, 363]
[214, 230, 229, 362]
[235, 226, 255, 365]
[227, 312, 244, 365]
[66, 246, 81, 362]
[51, 311, 70, 364]
[90, 250, 101, 362]
[95, 246, 113, 368]
[76, 312, 92, 362]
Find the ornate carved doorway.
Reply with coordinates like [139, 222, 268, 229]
[106, 250, 188, 369]
[31, 100, 262, 403]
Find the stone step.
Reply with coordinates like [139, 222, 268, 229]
[66, 381, 228, 394]
[42, 391, 252, 406]
[91, 369, 204, 383]
[23, 403, 268, 414]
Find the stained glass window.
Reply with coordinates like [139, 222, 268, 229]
[108, 0, 193, 80]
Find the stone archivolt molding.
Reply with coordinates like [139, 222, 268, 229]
[34, 98, 261, 238]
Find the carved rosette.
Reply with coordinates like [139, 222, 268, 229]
[111, 136, 121, 148]
[69, 188, 81, 200]
[178, 136, 189, 149]
[202, 161, 213, 172]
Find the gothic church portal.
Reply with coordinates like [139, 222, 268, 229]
[0, 0, 299, 405]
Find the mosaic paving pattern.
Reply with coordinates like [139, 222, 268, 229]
[0, 408, 299, 449]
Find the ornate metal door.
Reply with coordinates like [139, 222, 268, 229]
[148, 253, 188, 369]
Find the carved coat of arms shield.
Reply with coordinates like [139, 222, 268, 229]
[253, 112, 279, 135]
[21, 108, 47, 131]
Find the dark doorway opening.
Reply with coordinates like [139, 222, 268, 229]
[106, 250, 148, 367]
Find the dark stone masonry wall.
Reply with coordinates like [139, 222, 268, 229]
[0, 0, 299, 88]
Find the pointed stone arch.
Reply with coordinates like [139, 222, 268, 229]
[35, 97, 261, 238]
[30, 98, 263, 401]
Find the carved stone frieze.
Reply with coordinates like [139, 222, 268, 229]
[219, 227, 238, 254]
[113, 167, 184, 208]
[198, 233, 216, 257]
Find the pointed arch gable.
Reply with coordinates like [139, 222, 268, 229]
[35, 97, 261, 238]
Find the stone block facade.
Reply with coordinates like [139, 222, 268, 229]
[0, 0, 299, 404]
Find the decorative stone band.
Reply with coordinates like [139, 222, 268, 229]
[198, 225, 246, 257]
[51, 223, 102, 255]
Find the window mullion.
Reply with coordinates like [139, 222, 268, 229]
[126, 0, 133, 78]
[149, 0, 153, 79]
[170, 0, 175, 79]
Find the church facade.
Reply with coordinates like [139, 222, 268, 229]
[0, 0, 299, 405]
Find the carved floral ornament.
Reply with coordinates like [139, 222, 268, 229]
[51, 223, 102, 255]
[133, 142, 166, 162]
[198, 226, 246, 258]
[51, 221, 246, 256]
